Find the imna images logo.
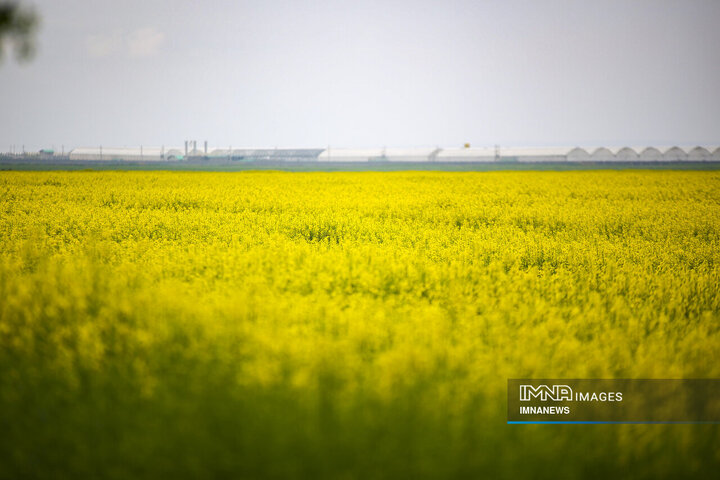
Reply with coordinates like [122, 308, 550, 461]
[519, 384, 573, 402]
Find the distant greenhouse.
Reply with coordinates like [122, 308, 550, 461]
[663, 147, 687, 161]
[317, 148, 386, 162]
[499, 147, 571, 162]
[69, 147, 168, 162]
[687, 147, 711, 161]
[226, 149, 324, 161]
[615, 147, 639, 161]
[65, 145, 720, 163]
[435, 147, 495, 162]
[567, 148, 591, 162]
[590, 148, 615, 162]
[639, 147, 663, 161]
[69, 147, 324, 162]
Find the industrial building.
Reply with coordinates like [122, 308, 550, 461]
[66, 145, 720, 163]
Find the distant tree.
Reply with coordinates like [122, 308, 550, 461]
[0, 1, 38, 62]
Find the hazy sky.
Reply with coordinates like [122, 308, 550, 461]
[2, 0, 719, 151]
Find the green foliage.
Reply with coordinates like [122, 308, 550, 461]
[0, 1, 38, 62]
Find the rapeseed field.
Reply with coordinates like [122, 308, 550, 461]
[0, 170, 718, 479]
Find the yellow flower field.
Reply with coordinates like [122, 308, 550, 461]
[0, 170, 719, 478]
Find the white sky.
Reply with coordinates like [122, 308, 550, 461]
[1, 0, 719, 151]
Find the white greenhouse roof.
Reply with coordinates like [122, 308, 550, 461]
[318, 148, 385, 160]
[436, 147, 496, 158]
[499, 146, 574, 157]
[70, 147, 179, 156]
